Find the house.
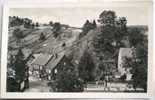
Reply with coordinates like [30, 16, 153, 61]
[45, 52, 75, 80]
[30, 52, 75, 80]
[30, 53, 53, 78]
[117, 48, 134, 81]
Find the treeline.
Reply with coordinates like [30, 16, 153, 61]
[9, 16, 39, 28]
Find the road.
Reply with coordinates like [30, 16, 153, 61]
[25, 76, 51, 92]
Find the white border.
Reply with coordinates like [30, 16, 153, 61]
[0, 1, 153, 99]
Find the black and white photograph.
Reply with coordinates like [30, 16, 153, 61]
[6, 7, 149, 93]
[0, 0, 154, 99]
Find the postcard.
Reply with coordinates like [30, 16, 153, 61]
[0, 0, 153, 99]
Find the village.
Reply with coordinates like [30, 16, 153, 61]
[7, 10, 148, 92]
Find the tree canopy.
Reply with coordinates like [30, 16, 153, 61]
[78, 50, 95, 82]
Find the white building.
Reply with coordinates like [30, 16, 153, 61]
[118, 48, 134, 81]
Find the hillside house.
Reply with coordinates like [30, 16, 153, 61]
[46, 52, 75, 80]
[30, 52, 75, 80]
[30, 53, 53, 78]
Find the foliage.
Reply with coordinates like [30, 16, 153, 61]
[49, 21, 53, 26]
[80, 19, 97, 37]
[36, 22, 39, 27]
[14, 48, 26, 81]
[124, 44, 148, 92]
[50, 58, 84, 92]
[9, 16, 24, 27]
[7, 77, 19, 92]
[39, 32, 46, 40]
[78, 50, 95, 82]
[128, 28, 145, 47]
[23, 18, 32, 28]
[9, 16, 35, 29]
[51, 70, 84, 92]
[98, 10, 116, 26]
[53, 22, 61, 38]
[93, 10, 127, 58]
[7, 48, 28, 92]
[93, 20, 97, 28]
[13, 28, 25, 40]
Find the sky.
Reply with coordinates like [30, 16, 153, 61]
[9, 7, 149, 27]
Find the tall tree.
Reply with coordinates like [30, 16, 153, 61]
[36, 22, 39, 27]
[39, 32, 46, 40]
[50, 57, 84, 92]
[98, 10, 116, 26]
[14, 48, 26, 81]
[49, 21, 53, 26]
[13, 28, 25, 40]
[93, 20, 97, 28]
[80, 20, 94, 38]
[78, 50, 95, 82]
[93, 10, 127, 57]
[53, 22, 61, 38]
[128, 28, 145, 47]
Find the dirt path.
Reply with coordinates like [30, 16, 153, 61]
[25, 76, 51, 92]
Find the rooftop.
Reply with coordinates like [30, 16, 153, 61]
[46, 52, 65, 70]
[31, 53, 53, 66]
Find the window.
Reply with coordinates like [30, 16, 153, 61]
[48, 70, 51, 74]
[64, 62, 66, 65]
[54, 69, 57, 74]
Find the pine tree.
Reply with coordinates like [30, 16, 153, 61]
[14, 48, 26, 82]
[93, 20, 97, 28]
[78, 50, 95, 83]
[39, 33, 46, 40]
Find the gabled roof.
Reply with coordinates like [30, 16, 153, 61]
[119, 48, 133, 58]
[31, 53, 53, 66]
[46, 52, 65, 70]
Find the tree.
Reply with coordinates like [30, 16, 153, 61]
[53, 22, 61, 38]
[124, 44, 148, 92]
[7, 77, 19, 92]
[51, 70, 84, 92]
[82, 20, 92, 33]
[9, 16, 24, 27]
[92, 19, 97, 28]
[128, 28, 145, 47]
[98, 10, 116, 26]
[7, 48, 32, 92]
[49, 21, 53, 26]
[93, 11, 127, 58]
[31, 23, 35, 29]
[13, 28, 25, 46]
[23, 18, 32, 28]
[93, 25, 116, 55]
[36, 22, 39, 27]
[78, 50, 95, 83]
[80, 20, 94, 38]
[50, 57, 84, 92]
[13, 28, 25, 39]
[14, 48, 26, 81]
[39, 33, 46, 40]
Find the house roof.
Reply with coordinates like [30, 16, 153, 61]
[31, 53, 53, 66]
[118, 48, 134, 68]
[46, 52, 65, 70]
[119, 48, 133, 58]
